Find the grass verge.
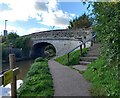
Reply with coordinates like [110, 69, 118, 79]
[83, 57, 119, 96]
[55, 48, 88, 66]
[17, 57, 54, 97]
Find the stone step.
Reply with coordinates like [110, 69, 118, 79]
[87, 52, 99, 56]
[84, 53, 99, 57]
[89, 45, 101, 51]
[79, 61, 91, 65]
[88, 50, 100, 53]
[80, 57, 97, 62]
[90, 46, 100, 49]
[72, 65, 87, 71]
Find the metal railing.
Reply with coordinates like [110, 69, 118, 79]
[67, 33, 96, 64]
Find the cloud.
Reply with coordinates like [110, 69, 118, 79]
[54, 10, 75, 26]
[39, 9, 75, 28]
[47, 0, 58, 11]
[0, 0, 77, 35]
[37, 0, 76, 28]
[0, 0, 39, 21]
[54, 16, 69, 25]
[0, 3, 11, 12]
[34, 1, 48, 12]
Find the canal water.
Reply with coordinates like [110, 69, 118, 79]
[2, 60, 33, 80]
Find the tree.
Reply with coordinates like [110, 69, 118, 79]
[14, 36, 31, 57]
[68, 13, 92, 29]
[6, 32, 19, 45]
[2, 32, 31, 59]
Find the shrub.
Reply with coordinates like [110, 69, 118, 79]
[34, 57, 47, 62]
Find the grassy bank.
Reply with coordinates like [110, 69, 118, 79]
[18, 57, 54, 97]
[84, 57, 119, 96]
[55, 48, 88, 66]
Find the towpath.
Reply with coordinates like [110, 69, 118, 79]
[48, 60, 91, 96]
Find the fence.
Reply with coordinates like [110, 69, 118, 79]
[0, 54, 19, 98]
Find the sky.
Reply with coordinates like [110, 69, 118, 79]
[0, 0, 93, 36]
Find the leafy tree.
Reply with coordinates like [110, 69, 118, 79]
[6, 32, 19, 45]
[68, 13, 92, 29]
[2, 32, 31, 59]
[14, 36, 31, 57]
[1, 43, 9, 61]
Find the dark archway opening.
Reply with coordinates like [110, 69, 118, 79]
[30, 42, 56, 59]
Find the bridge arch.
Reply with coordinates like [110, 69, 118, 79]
[30, 42, 56, 59]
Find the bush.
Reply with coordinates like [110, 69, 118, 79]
[34, 57, 47, 62]
[18, 58, 54, 97]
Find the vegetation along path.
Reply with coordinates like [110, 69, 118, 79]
[48, 60, 91, 96]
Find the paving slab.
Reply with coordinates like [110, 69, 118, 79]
[48, 60, 91, 96]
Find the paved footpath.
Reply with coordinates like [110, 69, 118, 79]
[48, 60, 91, 96]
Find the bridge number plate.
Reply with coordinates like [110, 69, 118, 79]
[4, 69, 13, 86]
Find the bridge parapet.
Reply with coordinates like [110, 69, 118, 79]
[25, 29, 92, 39]
[31, 37, 81, 41]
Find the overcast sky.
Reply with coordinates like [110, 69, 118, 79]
[0, 0, 92, 36]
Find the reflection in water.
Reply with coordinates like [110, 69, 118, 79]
[2, 60, 33, 80]
[16, 60, 33, 80]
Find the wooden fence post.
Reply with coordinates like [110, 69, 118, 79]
[9, 54, 17, 98]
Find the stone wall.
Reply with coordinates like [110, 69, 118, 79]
[32, 39, 82, 57]
[25, 28, 92, 39]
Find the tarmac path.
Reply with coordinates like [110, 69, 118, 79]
[48, 60, 91, 96]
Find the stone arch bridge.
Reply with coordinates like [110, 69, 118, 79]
[24, 29, 93, 58]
